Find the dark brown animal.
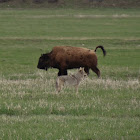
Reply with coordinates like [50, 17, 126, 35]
[37, 46, 106, 77]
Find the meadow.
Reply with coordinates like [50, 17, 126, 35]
[0, 8, 140, 139]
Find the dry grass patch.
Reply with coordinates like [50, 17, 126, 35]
[85, 78, 140, 90]
[0, 71, 140, 94]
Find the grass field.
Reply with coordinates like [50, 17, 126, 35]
[0, 8, 140, 139]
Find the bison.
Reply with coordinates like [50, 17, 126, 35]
[37, 45, 106, 77]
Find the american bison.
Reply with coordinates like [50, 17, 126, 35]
[37, 45, 106, 77]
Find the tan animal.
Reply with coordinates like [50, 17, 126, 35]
[56, 68, 87, 93]
[37, 45, 106, 77]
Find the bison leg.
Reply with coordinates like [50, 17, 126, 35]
[84, 67, 89, 75]
[91, 66, 100, 78]
[62, 69, 67, 75]
[58, 70, 61, 76]
[58, 69, 67, 76]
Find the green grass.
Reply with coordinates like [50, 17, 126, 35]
[0, 8, 140, 139]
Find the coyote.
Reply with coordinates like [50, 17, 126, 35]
[56, 68, 87, 93]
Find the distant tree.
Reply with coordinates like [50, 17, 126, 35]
[33, 0, 58, 3]
[33, 0, 44, 3]
[0, 0, 10, 2]
[48, 0, 58, 3]
[89, 0, 103, 2]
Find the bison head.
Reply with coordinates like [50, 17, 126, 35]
[37, 53, 50, 71]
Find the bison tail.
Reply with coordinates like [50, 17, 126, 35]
[95, 45, 106, 56]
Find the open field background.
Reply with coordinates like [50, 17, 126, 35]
[0, 8, 140, 139]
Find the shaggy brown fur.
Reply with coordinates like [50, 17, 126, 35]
[37, 45, 106, 77]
